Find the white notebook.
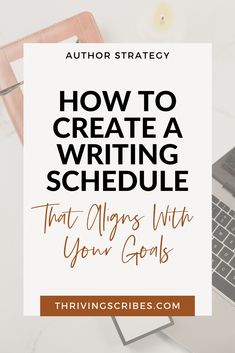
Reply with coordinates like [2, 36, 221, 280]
[112, 316, 173, 345]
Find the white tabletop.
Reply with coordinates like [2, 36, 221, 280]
[0, 1, 234, 352]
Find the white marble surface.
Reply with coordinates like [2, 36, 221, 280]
[0, 1, 234, 352]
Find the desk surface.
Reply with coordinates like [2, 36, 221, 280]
[0, 1, 234, 352]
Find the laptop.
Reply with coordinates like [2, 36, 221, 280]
[163, 147, 235, 353]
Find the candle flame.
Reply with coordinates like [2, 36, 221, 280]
[153, 3, 173, 30]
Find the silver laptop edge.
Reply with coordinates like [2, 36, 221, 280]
[163, 147, 235, 353]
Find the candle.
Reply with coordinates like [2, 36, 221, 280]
[137, 0, 188, 42]
[154, 2, 173, 31]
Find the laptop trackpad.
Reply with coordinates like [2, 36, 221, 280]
[163, 291, 235, 353]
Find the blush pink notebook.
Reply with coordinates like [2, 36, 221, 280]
[0, 12, 103, 143]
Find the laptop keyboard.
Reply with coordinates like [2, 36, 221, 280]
[212, 195, 235, 302]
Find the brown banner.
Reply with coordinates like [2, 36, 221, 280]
[40, 296, 195, 316]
